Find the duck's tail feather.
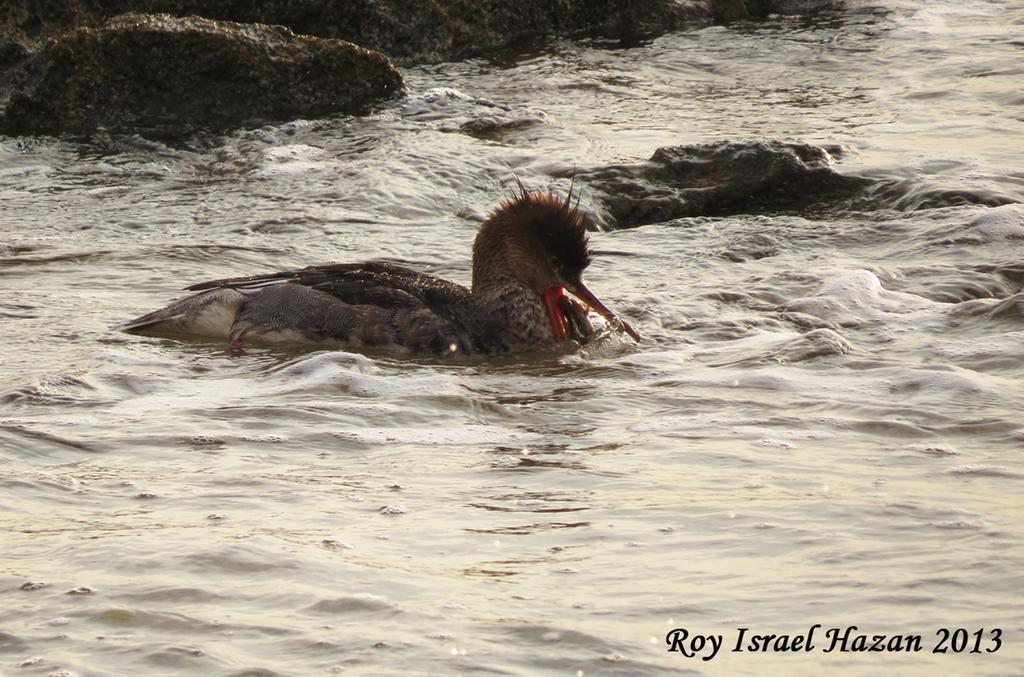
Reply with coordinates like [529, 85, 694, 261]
[117, 288, 247, 338]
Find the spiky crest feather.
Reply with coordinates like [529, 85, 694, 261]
[489, 181, 592, 278]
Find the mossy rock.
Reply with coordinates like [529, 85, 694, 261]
[3, 13, 403, 136]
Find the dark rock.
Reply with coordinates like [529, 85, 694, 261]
[744, 0, 846, 19]
[0, 1, 713, 65]
[0, 0, 845, 68]
[0, 38, 30, 69]
[458, 115, 544, 138]
[578, 140, 872, 228]
[0, 0, 95, 74]
[3, 13, 402, 136]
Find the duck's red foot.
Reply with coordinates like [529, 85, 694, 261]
[227, 335, 247, 356]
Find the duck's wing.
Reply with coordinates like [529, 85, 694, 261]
[186, 261, 470, 310]
[124, 262, 487, 353]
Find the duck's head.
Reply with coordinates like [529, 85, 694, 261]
[472, 187, 640, 343]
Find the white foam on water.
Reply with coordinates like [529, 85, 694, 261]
[929, 331, 1024, 361]
[0, 165, 53, 179]
[785, 268, 948, 341]
[334, 424, 536, 447]
[256, 144, 336, 176]
[110, 350, 460, 415]
[970, 204, 1024, 240]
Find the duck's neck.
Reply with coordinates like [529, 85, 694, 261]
[469, 221, 556, 346]
[473, 278, 557, 348]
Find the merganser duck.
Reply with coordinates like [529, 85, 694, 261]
[120, 188, 640, 354]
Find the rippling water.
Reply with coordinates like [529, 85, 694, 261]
[2, 1, 1023, 675]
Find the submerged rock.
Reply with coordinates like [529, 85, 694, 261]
[578, 140, 872, 228]
[2, 13, 402, 136]
[768, 328, 854, 362]
[987, 293, 1024, 323]
[576, 139, 1013, 227]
